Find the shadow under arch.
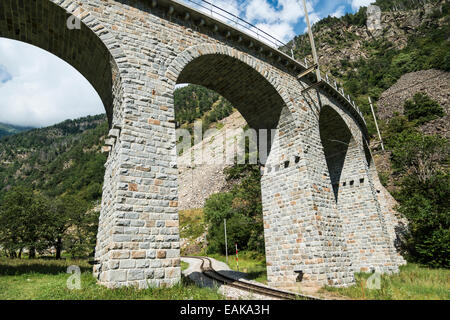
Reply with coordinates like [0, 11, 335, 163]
[167, 45, 293, 163]
[319, 105, 357, 202]
[0, 0, 125, 126]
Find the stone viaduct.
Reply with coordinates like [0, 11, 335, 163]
[0, 0, 405, 290]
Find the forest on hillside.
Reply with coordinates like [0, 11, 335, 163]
[0, 123, 33, 138]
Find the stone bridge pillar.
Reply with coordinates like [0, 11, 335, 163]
[94, 73, 182, 288]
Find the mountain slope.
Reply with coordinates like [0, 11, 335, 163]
[377, 69, 449, 138]
[0, 114, 108, 201]
[288, 0, 449, 134]
[0, 123, 33, 138]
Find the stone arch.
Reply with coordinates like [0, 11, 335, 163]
[0, 0, 128, 126]
[163, 44, 314, 287]
[165, 44, 296, 125]
[164, 43, 299, 165]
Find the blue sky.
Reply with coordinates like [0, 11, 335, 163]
[0, 0, 374, 127]
[182, 0, 374, 42]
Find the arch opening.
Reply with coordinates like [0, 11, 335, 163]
[0, 0, 121, 263]
[175, 53, 287, 162]
[319, 105, 356, 202]
[170, 49, 295, 276]
[0, 0, 118, 125]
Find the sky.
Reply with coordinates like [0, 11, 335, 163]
[0, 0, 374, 128]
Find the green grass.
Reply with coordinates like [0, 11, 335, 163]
[0, 258, 224, 300]
[323, 263, 450, 300]
[179, 208, 206, 241]
[180, 261, 189, 271]
[179, 209, 208, 256]
[208, 251, 268, 284]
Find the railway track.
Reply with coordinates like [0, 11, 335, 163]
[183, 256, 320, 300]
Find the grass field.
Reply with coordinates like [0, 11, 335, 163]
[179, 208, 208, 256]
[323, 263, 450, 300]
[0, 258, 223, 300]
[2, 256, 448, 300]
[208, 251, 268, 284]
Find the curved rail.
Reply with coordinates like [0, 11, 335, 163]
[183, 256, 320, 300]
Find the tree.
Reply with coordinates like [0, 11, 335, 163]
[397, 173, 449, 267]
[204, 163, 265, 255]
[386, 128, 449, 268]
[204, 192, 235, 227]
[390, 131, 448, 183]
[0, 187, 52, 258]
[48, 195, 89, 259]
[63, 205, 99, 258]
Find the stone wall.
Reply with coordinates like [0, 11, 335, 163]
[0, 0, 404, 290]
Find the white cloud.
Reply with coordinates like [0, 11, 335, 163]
[350, 0, 374, 11]
[182, 0, 332, 46]
[0, 38, 104, 128]
[244, 0, 306, 24]
[331, 6, 346, 18]
[255, 21, 296, 44]
[278, 0, 306, 23]
[244, 0, 278, 24]
[307, 11, 321, 25]
[243, 0, 315, 45]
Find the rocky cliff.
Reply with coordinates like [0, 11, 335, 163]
[292, 0, 448, 74]
[177, 111, 247, 210]
[377, 69, 450, 138]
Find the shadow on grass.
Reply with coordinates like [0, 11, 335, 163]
[245, 270, 266, 281]
[0, 259, 91, 276]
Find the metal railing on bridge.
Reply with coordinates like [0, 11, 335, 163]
[175, 0, 366, 126]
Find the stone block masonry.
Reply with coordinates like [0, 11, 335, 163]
[0, 0, 405, 290]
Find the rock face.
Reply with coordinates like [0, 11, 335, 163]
[177, 111, 247, 210]
[377, 69, 450, 138]
[299, 0, 447, 73]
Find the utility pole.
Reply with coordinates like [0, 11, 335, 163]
[224, 219, 228, 265]
[369, 97, 385, 151]
[301, 0, 321, 82]
[235, 243, 239, 271]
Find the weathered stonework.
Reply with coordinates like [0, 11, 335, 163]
[0, 0, 405, 290]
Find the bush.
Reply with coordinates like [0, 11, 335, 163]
[389, 130, 448, 180]
[206, 214, 255, 255]
[441, 52, 450, 71]
[404, 93, 444, 124]
[204, 192, 235, 226]
[204, 163, 264, 255]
